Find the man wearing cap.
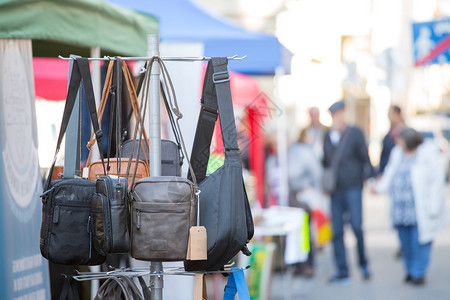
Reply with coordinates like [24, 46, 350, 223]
[323, 100, 374, 283]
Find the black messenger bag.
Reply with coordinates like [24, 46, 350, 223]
[40, 58, 106, 265]
[91, 59, 130, 255]
[184, 57, 254, 272]
[91, 176, 129, 255]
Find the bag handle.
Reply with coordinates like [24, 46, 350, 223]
[86, 60, 150, 165]
[85, 60, 114, 164]
[125, 57, 157, 189]
[94, 277, 144, 300]
[115, 57, 123, 176]
[122, 61, 150, 164]
[127, 57, 198, 193]
[124, 62, 184, 165]
[188, 57, 237, 184]
[43, 58, 105, 192]
[105, 60, 119, 173]
[160, 80, 184, 165]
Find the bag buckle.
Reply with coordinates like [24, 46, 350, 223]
[201, 105, 217, 115]
[40, 186, 55, 198]
[224, 147, 240, 152]
[95, 129, 103, 140]
[212, 71, 230, 84]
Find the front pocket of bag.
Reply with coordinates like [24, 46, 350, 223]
[131, 202, 191, 261]
[91, 194, 107, 256]
[49, 203, 95, 265]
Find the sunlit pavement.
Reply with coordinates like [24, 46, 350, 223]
[270, 187, 450, 300]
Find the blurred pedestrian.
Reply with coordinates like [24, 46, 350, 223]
[378, 105, 405, 176]
[378, 105, 406, 259]
[288, 128, 323, 277]
[323, 100, 374, 283]
[372, 128, 448, 286]
[265, 132, 280, 206]
[304, 107, 328, 160]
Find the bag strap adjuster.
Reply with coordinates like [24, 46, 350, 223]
[212, 71, 230, 84]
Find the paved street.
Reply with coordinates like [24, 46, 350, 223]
[271, 188, 450, 300]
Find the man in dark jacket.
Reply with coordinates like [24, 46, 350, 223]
[378, 105, 405, 175]
[323, 100, 374, 283]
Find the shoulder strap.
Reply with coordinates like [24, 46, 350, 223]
[106, 61, 118, 171]
[121, 61, 149, 164]
[189, 57, 237, 183]
[212, 57, 239, 151]
[44, 58, 105, 191]
[160, 81, 184, 164]
[188, 61, 218, 183]
[329, 127, 350, 171]
[86, 60, 114, 164]
[126, 57, 157, 189]
[87, 60, 151, 164]
[128, 57, 199, 192]
[115, 57, 123, 175]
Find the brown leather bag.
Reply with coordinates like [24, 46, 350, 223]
[88, 158, 149, 187]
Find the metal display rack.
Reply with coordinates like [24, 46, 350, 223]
[59, 34, 246, 300]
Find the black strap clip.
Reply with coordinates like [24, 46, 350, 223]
[212, 71, 230, 84]
[224, 147, 240, 152]
[201, 105, 218, 115]
[95, 129, 103, 141]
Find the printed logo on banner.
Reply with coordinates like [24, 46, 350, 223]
[1, 41, 39, 222]
[0, 39, 50, 300]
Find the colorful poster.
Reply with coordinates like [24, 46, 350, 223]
[0, 39, 50, 299]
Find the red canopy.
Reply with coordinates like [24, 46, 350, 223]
[33, 58, 70, 100]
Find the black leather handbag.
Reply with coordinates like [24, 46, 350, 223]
[90, 59, 130, 255]
[184, 58, 254, 272]
[40, 58, 106, 265]
[91, 176, 129, 255]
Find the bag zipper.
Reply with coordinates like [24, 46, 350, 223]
[52, 203, 91, 224]
[136, 209, 185, 229]
[104, 177, 114, 249]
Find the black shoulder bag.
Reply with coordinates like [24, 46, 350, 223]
[40, 58, 106, 265]
[91, 58, 130, 256]
[184, 57, 254, 272]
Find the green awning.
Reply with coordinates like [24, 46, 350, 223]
[0, 0, 158, 56]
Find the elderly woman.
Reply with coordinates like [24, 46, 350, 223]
[373, 128, 448, 286]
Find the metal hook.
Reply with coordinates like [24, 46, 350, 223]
[233, 55, 247, 60]
[57, 55, 247, 61]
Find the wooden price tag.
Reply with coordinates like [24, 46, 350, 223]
[186, 226, 207, 260]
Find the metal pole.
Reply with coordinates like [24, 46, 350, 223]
[148, 34, 163, 300]
[275, 66, 289, 207]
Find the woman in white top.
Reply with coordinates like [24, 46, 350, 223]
[373, 128, 448, 286]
